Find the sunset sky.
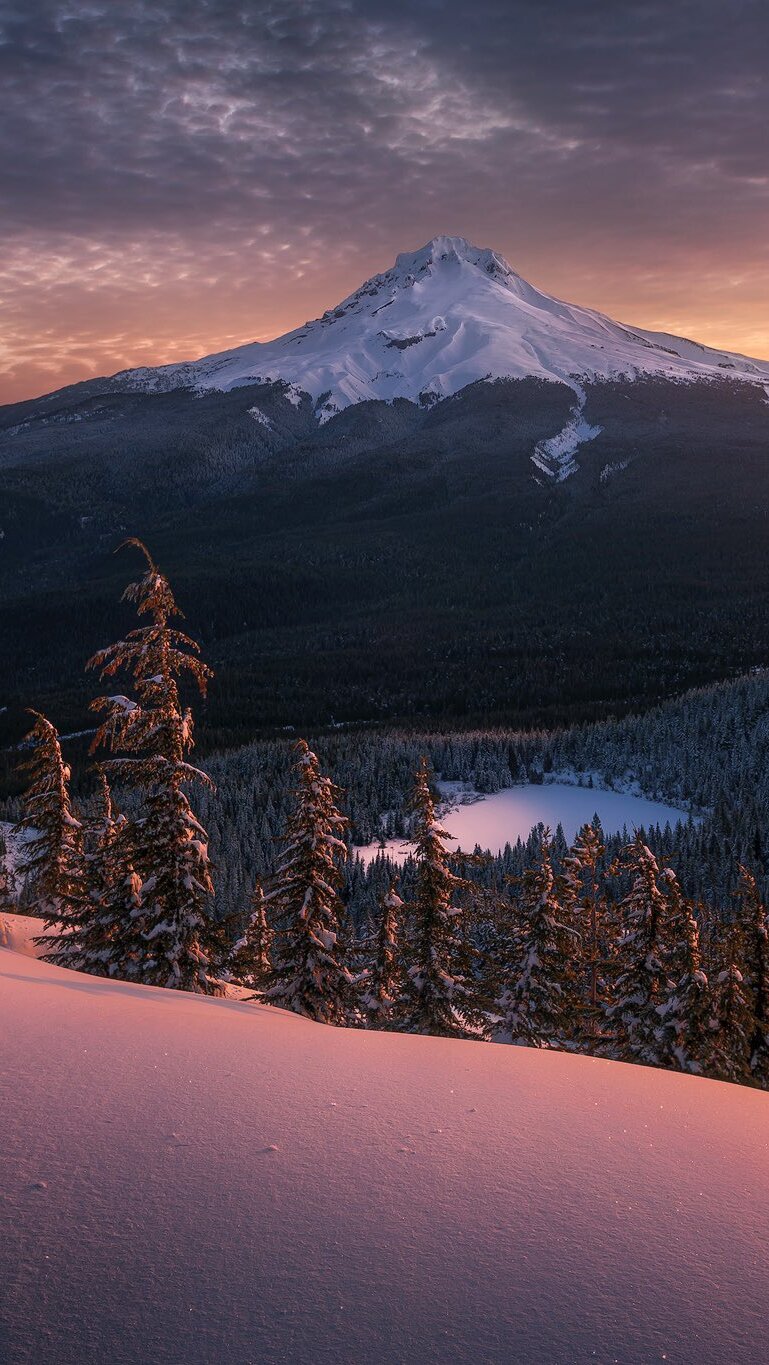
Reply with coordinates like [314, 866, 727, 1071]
[2, 0, 768, 405]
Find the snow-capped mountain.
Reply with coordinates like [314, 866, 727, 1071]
[114, 234, 769, 420]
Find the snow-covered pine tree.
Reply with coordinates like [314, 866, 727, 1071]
[401, 758, 486, 1039]
[88, 539, 220, 994]
[361, 881, 404, 1028]
[483, 880, 522, 1020]
[709, 930, 754, 1085]
[63, 766, 116, 973]
[64, 769, 144, 979]
[16, 711, 87, 964]
[264, 740, 355, 1023]
[496, 828, 580, 1048]
[657, 870, 713, 1075]
[608, 837, 676, 1066]
[90, 765, 116, 867]
[0, 831, 16, 914]
[229, 880, 272, 993]
[735, 865, 769, 1086]
[92, 816, 144, 979]
[560, 822, 608, 1039]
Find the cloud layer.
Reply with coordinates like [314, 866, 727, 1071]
[2, 0, 768, 401]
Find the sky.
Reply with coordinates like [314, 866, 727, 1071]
[1, 0, 768, 405]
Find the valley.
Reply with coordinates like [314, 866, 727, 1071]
[6, 6, 769, 1360]
[2, 238, 769, 757]
[1, 368, 768, 756]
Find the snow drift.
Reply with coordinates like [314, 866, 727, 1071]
[112, 235, 769, 417]
[2, 914, 768, 1364]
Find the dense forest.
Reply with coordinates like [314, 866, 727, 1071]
[147, 668, 769, 919]
[5, 642, 769, 923]
[4, 541, 769, 1096]
[2, 375, 769, 748]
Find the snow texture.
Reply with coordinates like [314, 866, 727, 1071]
[531, 392, 603, 481]
[600, 458, 631, 482]
[3, 914, 768, 1364]
[111, 236, 769, 421]
[246, 405, 274, 430]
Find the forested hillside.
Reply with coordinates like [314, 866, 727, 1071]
[2, 375, 769, 745]
[5, 667, 769, 920]
[5, 542, 769, 1096]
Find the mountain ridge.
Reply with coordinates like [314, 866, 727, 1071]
[103, 234, 769, 420]
[2, 240, 769, 744]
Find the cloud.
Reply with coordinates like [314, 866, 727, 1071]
[1, 0, 768, 401]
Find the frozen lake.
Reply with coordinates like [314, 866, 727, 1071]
[355, 782, 692, 863]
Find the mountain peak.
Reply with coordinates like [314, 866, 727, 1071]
[393, 235, 516, 283]
[112, 236, 769, 416]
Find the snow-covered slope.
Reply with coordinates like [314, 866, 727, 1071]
[0, 911, 47, 955]
[2, 917, 768, 1364]
[113, 235, 769, 420]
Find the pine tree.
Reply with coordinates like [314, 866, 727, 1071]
[229, 880, 272, 993]
[560, 822, 608, 1039]
[483, 881, 522, 1020]
[608, 837, 675, 1066]
[657, 871, 713, 1075]
[708, 922, 754, 1085]
[361, 881, 404, 1028]
[88, 539, 219, 993]
[63, 767, 117, 974]
[496, 829, 579, 1048]
[401, 758, 485, 1039]
[264, 740, 355, 1023]
[16, 711, 87, 964]
[0, 833, 16, 914]
[66, 770, 144, 979]
[735, 865, 769, 1085]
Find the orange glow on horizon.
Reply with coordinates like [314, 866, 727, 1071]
[2, 235, 769, 406]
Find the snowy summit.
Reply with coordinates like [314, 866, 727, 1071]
[114, 234, 769, 419]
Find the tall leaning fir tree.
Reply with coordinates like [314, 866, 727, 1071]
[87, 539, 219, 993]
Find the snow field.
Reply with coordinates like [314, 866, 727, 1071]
[2, 917, 768, 1364]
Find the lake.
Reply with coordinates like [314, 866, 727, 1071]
[355, 781, 692, 864]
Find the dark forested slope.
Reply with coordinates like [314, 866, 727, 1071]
[1, 373, 768, 749]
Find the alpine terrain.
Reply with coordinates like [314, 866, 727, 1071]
[2, 236, 769, 749]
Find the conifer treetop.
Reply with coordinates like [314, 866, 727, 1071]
[16, 710, 86, 953]
[82, 539, 219, 993]
[94, 765, 114, 826]
[87, 538, 212, 769]
[17, 710, 82, 882]
[120, 538, 183, 628]
[264, 739, 354, 1022]
[402, 756, 485, 1039]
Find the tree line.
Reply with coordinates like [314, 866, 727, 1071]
[3, 541, 769, 1090]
